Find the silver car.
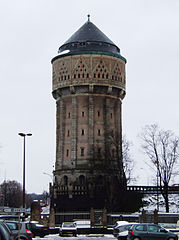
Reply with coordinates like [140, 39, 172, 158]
[0, 221, 14, 240]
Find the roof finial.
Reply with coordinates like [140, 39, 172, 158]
[87, 14, 90, 22]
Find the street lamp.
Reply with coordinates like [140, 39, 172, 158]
[43, 172, 53, 182]
[18, 132, 32, 209]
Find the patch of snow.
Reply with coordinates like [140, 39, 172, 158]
[58, 50, 70, 55]
[141, 194, 179, 212]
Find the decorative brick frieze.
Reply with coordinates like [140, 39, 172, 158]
[52, 54, 126, 96]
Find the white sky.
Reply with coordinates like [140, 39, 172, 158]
[0, 0, 179, 194]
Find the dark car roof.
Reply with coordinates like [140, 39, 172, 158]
[0, 215, 24, 221]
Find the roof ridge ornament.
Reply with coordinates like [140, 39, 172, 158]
[87, 14, 90, 22]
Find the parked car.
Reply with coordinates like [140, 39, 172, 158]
[26, 222, 49, 238]
[5, 221, 32, 240]
[0, 221, 15, 240]
[127, 223, 178, 240]
[59, 222, 77, 237]
[114, 221, 129, 229]
[113, 223, 137, 240]
[74, 219, 91, 229]
[171, 184, 179, 187]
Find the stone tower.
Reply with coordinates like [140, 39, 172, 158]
[51, 17, 127, 212]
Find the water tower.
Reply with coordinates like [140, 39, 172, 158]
[51, 16, 127, 211]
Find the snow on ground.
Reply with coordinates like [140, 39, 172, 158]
[34, 234, 116, 240]
[142, 194, 179, 212]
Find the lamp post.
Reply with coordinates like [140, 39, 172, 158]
[18, 132, 32, 209]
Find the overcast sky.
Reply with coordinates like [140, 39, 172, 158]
[0, 0, 179, 194]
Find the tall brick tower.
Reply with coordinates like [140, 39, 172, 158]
[51, 16, 127, 212]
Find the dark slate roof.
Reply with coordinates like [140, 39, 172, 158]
[58, 19, 121, 56]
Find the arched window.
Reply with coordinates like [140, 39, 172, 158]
[64, 176, 68, 185]
[79, 175, 85, 185]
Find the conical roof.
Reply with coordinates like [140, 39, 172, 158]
[58, 17, 121, 56]
[64, 20, 115, 46]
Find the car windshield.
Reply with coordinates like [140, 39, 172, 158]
[6, 222, 21, 231]
[118, 225, 129, 232]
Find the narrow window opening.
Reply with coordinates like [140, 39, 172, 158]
[66, 149, 69, 157]
[67, 130, 70, 137]
[80, 148, 84, 156]
[81, 129, 85, 136]
[68, 112, 71, 118]
[82, 111, 85, 117]
[97, 111, 100, 117]
[98, 148, 101, 156]
[112, 149, 115, 158]
[98, 129, 101, 136]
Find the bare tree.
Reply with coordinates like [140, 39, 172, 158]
[108, 130, 133, 184]
[0, 180, 23, 207]
[122, 136, 134, 184]
[140, 124, 179, 212]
